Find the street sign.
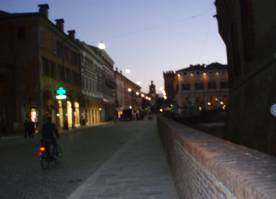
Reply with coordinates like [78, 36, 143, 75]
[270, 104, 276, 117]
[56, 87, 67, 100]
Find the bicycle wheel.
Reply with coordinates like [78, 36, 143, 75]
[40, 158, 50, 169]
[56, 144, 62, 158]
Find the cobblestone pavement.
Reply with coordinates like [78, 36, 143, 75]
[0, 119, 178, 199]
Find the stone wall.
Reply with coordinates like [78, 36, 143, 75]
[158, 117, 276, 199]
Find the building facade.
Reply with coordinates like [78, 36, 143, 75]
[0, 4, 82, 133]
[89, 46, 116, 121]
[216, 0, 276, 154]
[114, 69, 141, 118]
[80, 42, 104, 125]
[175, 63, 228, 112]
[163, 71, 177, 104]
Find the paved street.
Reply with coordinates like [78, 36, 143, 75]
[0, 119, 178, 199]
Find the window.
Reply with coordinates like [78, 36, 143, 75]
[64, 47, 70, 61]
[67, 70, 73, 83]
[182, 84, 190, 91]
[17, 27, 26, 40]
[73, 71, 80, 85]
[49, 61, 56, 78]
[42, 57, 50, 76]
[85, 78, 88, 90]
[58, 65, 65, 81]
[194, 82, 204, 90]
[208, 82, 217, 90]
[220, 82, 228, 89]
[70, 51, 80, 66]
[56, 41, 63, 58]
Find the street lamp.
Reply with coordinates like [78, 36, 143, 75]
[125, 69, 131, 74]
[98, 41, 106, 50]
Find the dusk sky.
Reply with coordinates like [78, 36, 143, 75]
[0, 0, 227, 93]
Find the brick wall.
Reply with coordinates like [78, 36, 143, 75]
[158, 117, 276, 199]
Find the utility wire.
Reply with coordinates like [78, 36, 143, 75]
[109, 11, 210, 41]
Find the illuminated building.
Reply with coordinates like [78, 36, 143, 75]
[88, 45, 116, 121]
[114, 69, 141, 118]
[80, 43, 105, 125]
[0, 4, 82, 132]
[175, 63, 229, 111]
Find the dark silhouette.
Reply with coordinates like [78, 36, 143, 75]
[24, 119, 35, 138]
[41, 117, 60, 157]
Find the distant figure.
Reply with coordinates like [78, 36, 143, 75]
[24, 119, 30, 138]
[63, 119, 68, 130]
[114, 110, 118, 122]
[29, 120, 35, 138]
[24, 118, 35, 138]
[80, 116, 86, 126]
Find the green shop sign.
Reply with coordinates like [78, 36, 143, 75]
[56, 87, 67, 100]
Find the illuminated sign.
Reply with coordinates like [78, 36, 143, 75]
[56, 87, 66, 95]
[56, 87, 67, 100]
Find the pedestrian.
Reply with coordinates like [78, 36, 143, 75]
[29, 120, 35, 138]
[63, 118, 68, 130]
[24, 118, 29, 138]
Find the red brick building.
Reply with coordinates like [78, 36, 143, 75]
[216, 0, 276, 154]
[0, 4, 82, 133]
[163, 71, 177, 104]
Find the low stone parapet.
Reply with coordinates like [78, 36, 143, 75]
[158, 117, 276, 199]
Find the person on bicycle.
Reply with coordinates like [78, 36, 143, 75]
[41, 116, 60, 158]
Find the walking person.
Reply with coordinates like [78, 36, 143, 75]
[29, 120, 35, 138]
[24, 118, 30, 138]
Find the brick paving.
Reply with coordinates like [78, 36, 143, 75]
[0, 119, 178, 199]
[68, 119, 178, 199]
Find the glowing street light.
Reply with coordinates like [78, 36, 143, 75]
[128, 88, 132, 92]
[136, 92, 140, 96]
[98, 41, 106, 50]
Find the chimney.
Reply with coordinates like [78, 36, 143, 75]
[38, 4, 49, 18]
[55, 19, 64, 32]
[68, 30, 75, 39]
